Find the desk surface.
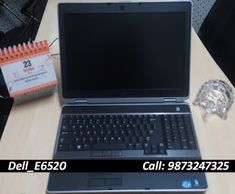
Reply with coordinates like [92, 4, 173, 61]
[0, 0, 235, 194]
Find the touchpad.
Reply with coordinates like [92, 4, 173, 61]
[88, 173, 122, 186]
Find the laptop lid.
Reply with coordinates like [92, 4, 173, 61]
[58, 2, 191, 103]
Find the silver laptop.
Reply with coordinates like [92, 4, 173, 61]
[47, 1, 208, 193]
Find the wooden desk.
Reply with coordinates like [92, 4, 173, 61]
[0, 1, 235, 193]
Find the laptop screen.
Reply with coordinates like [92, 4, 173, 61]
[59, 3, 191, 99]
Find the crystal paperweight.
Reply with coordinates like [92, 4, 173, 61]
[193, 80, 234, 120]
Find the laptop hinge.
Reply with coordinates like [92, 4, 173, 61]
[66, 98, 183, 104]
[71, 99, 88, 104]
[164, 98, 177, 103]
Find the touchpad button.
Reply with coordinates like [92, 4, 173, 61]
[105, 178, 122, 186]
[88, 178, 105, 186]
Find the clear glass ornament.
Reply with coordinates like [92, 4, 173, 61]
[193, 80, 234, 120]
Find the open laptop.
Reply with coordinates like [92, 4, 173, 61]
[47, 1, 207, 193]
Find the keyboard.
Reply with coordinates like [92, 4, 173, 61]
[58, 114, 196, 155]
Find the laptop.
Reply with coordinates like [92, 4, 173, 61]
[47, 1, 208, 193]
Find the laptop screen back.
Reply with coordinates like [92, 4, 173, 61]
[59, 2, 191, 99]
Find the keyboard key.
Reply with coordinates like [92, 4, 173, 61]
[76, 144, 82, 150]
[91, 143, 127, 150]
[144, 143, 151, 155]
[58, 144, 68, 151]
[152, 144, 158, 154]
[128, 143, 134, 149]
[135, 143, 143, 150]
[158, 143, 166, 154]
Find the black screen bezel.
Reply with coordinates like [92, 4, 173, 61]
[58, 2, 191, 100]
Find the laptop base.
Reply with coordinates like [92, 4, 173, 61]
[48, 172, 207, 193]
